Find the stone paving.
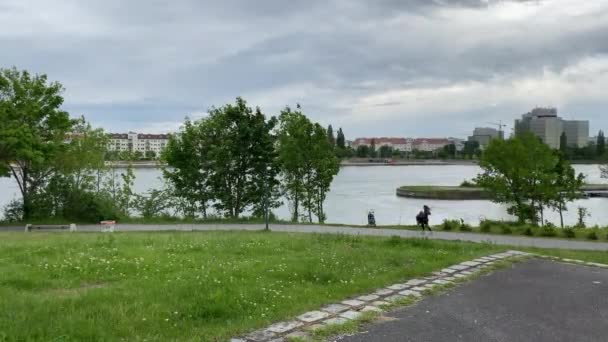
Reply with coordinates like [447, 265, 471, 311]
[230, 250, 554, 342]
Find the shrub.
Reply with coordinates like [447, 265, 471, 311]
[442, 219, 460, 231]
[459, 219, 472, 232]
[540, 225, 557, 237]
[562, 228, 576, 239]
[522, 226, 534, 236]
[586, 231, 598, 241]
[500, 225, 513, 235]
[2, 200, 23, 223]
[479, 220, 493, 233]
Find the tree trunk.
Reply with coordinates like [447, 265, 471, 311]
[559, 203, 564, 229]
[292, 191, 299, 222]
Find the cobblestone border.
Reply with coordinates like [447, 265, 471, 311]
[230, 250, 540, 342]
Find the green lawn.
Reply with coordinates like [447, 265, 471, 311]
[0, 231, 506, 341]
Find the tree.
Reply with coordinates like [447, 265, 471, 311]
[369, 139, 377, 158]
[476, 133, 560, 223]
[306, 124, 340, 223]
[336, 128, 346, 149]
[277, 107, 309, 222]
[0, 68, 74, 219]
[463, 140, 480, 159]
[549, 154, 585, 228]
[356, 145, 369, 158]
[379, 145, 393, 158]
[327, 125, 336, 147]
[133, 189, 173, 219]
[560, 131, 567, 154]
[277, 106, 339, 223]
[204, 98, 278, 218]
[442, 144, 456, 159]
[597, 130, 605, 157]
[162, 119, 212, 218]
[144, 150, 156, 160]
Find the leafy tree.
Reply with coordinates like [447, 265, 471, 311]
[356, 145, 369, 158]
[336, 128, 346, 149]
[277, 107, 308, 221]
[463, 140, 480, 159]
[549, 154, 585, 228]
[144, 150, 156, 160]
[58, 117, 108, 192]
[560, 131, 567, 154]
[116, 164, 135, 217]
[476, 133, 560, 223]
[204, 98, 278, 217]
[162, 119, 212, 218]
[369, 139, 377, 158]
[277, 106, 339, 223]
[442, 144, 457, 158]
[0, 67, 74, 219]
[327, 125, 336, 147]
[379, 145, 393, 158]
[133, 150, 144, 160]
[598, 130, 606, 157]
[133, 189, 173, 219]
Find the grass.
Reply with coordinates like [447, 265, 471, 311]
[0, 231, 507, 341]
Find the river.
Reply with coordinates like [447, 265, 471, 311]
[0, 165, 606, 226]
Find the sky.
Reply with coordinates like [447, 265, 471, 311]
[1, 0, 608, 139]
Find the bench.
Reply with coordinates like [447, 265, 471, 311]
[25, 224, 77, 232]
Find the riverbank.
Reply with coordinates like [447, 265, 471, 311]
[396, 184, 608, 200]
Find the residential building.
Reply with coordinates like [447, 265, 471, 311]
[352, 137, 452, 152]
[412, 138, 451, 152]
[352, 137, 409, 152]
[107, 132, 170, 156]
[515, 107, 589, 149]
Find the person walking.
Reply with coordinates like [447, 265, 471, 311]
[416, 205, 432, 231]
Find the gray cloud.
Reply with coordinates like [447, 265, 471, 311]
[1, 0, 607, 137]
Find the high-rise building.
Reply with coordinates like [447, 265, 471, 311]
[468, 127, 503, 148]
[562, 120, 590, 148]
[514, 108, 589, 149]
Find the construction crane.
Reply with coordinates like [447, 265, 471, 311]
[486, 120, 507, 139]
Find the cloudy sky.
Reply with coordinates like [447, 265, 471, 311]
[1, 0, 607, 139]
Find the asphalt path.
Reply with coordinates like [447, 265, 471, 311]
[339, 259, 608, 342]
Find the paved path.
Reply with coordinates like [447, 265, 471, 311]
[339, 259, 608, 342]
[4, 223, 608, 251]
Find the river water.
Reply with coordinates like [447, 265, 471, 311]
[0, 165, 606, 226]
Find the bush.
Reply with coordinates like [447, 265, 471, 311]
[522, 226, 534, 236]
[562, 228, 576, 239]
[540, 225, 557, 237]
[500, 225, 513, 234]
[2, 199, 23, 223]
[442, 219, 460, 231]
[459, 219, 472, 232]
[479, 220, 493, 233]
[586, 231, 598, 241]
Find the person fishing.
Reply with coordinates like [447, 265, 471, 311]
[416, 205, 432, 231]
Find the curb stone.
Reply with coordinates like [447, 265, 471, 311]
[232, 250, 608, 341]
